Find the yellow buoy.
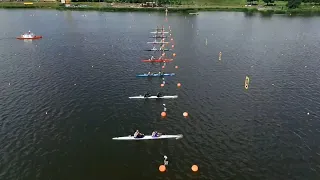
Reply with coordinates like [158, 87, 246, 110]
[245, 76, 250, 89]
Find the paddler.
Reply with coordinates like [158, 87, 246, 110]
[152, 131, 162, 137]
[144, 92, 151, 98]
[164, 155, 168, 166]
[134, 130, 144, 138]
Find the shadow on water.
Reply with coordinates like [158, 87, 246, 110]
[259, 11, 274, 18]
[244, 11, 256, 17]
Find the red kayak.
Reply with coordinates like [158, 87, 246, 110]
[142, 59, 173, 63]
[16, 36, 42, 40]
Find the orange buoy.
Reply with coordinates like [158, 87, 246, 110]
[161, 83, 165, 87]
[177, 83, 181, 87]
[191, 165, 198, 172]
[175, 66, 178, 69]
[161, 112, 167, 117]
[183, 112, 188, 117]
[172, 45, 174, 48]
[173, 53, 176, 57]
[159, 165, 166, 172]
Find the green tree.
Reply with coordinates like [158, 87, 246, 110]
[263, 0, 275, 5]
[287, 0, 301, 8]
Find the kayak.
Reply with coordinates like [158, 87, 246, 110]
[147, 41, 169, 44]
[129, 95, 178, 99]
[150, 31, 169, 34]
[142, 59, 173, 62]
[136, 73, 175, 77]
[150, 36, 168, 38]
[112, 134, 183, 140]
[145, 49, 170, 51]
[17, 36, 42, 40]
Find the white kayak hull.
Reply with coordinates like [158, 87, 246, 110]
[112, 134, 183, 140]
[129, 95, 178, 99]
[147, 42, 169, 44]
[150, 32, 169, 34]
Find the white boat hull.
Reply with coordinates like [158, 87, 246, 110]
[112, 134, 183, 140]
[150, 32, 169, 34]
[147, 42, 169, 44]
[129, 95, 178, 99]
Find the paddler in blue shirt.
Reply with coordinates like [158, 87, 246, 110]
[152, 131, 162, 137]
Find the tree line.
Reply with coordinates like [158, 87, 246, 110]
[71, 0, 182, 4]
[71, 0, 317, 9]
[247, 0, 315, 8]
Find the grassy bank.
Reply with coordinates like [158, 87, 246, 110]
[1, 1, 320, 15]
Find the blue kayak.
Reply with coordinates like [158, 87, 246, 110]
[136, 73, 175, 77]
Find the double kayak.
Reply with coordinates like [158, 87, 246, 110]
[142, 59, 173, 63]
[136, 73, 175, 77]
[112, 134, 183, 140]
[147, 41, 169, 44]
[129, 95, 178, 99]
[150, 31, 169, 34]
[145, 49, 170, 51]
[150, 36, 168, 38]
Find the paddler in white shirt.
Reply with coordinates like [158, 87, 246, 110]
[134, 130, 144, 138]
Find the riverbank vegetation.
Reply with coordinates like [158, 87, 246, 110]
[1, 0, 320, 15]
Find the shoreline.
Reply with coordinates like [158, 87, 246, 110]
[1, 2, 320, 16]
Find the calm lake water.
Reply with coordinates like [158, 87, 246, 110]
[1, 9, 320, 180]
